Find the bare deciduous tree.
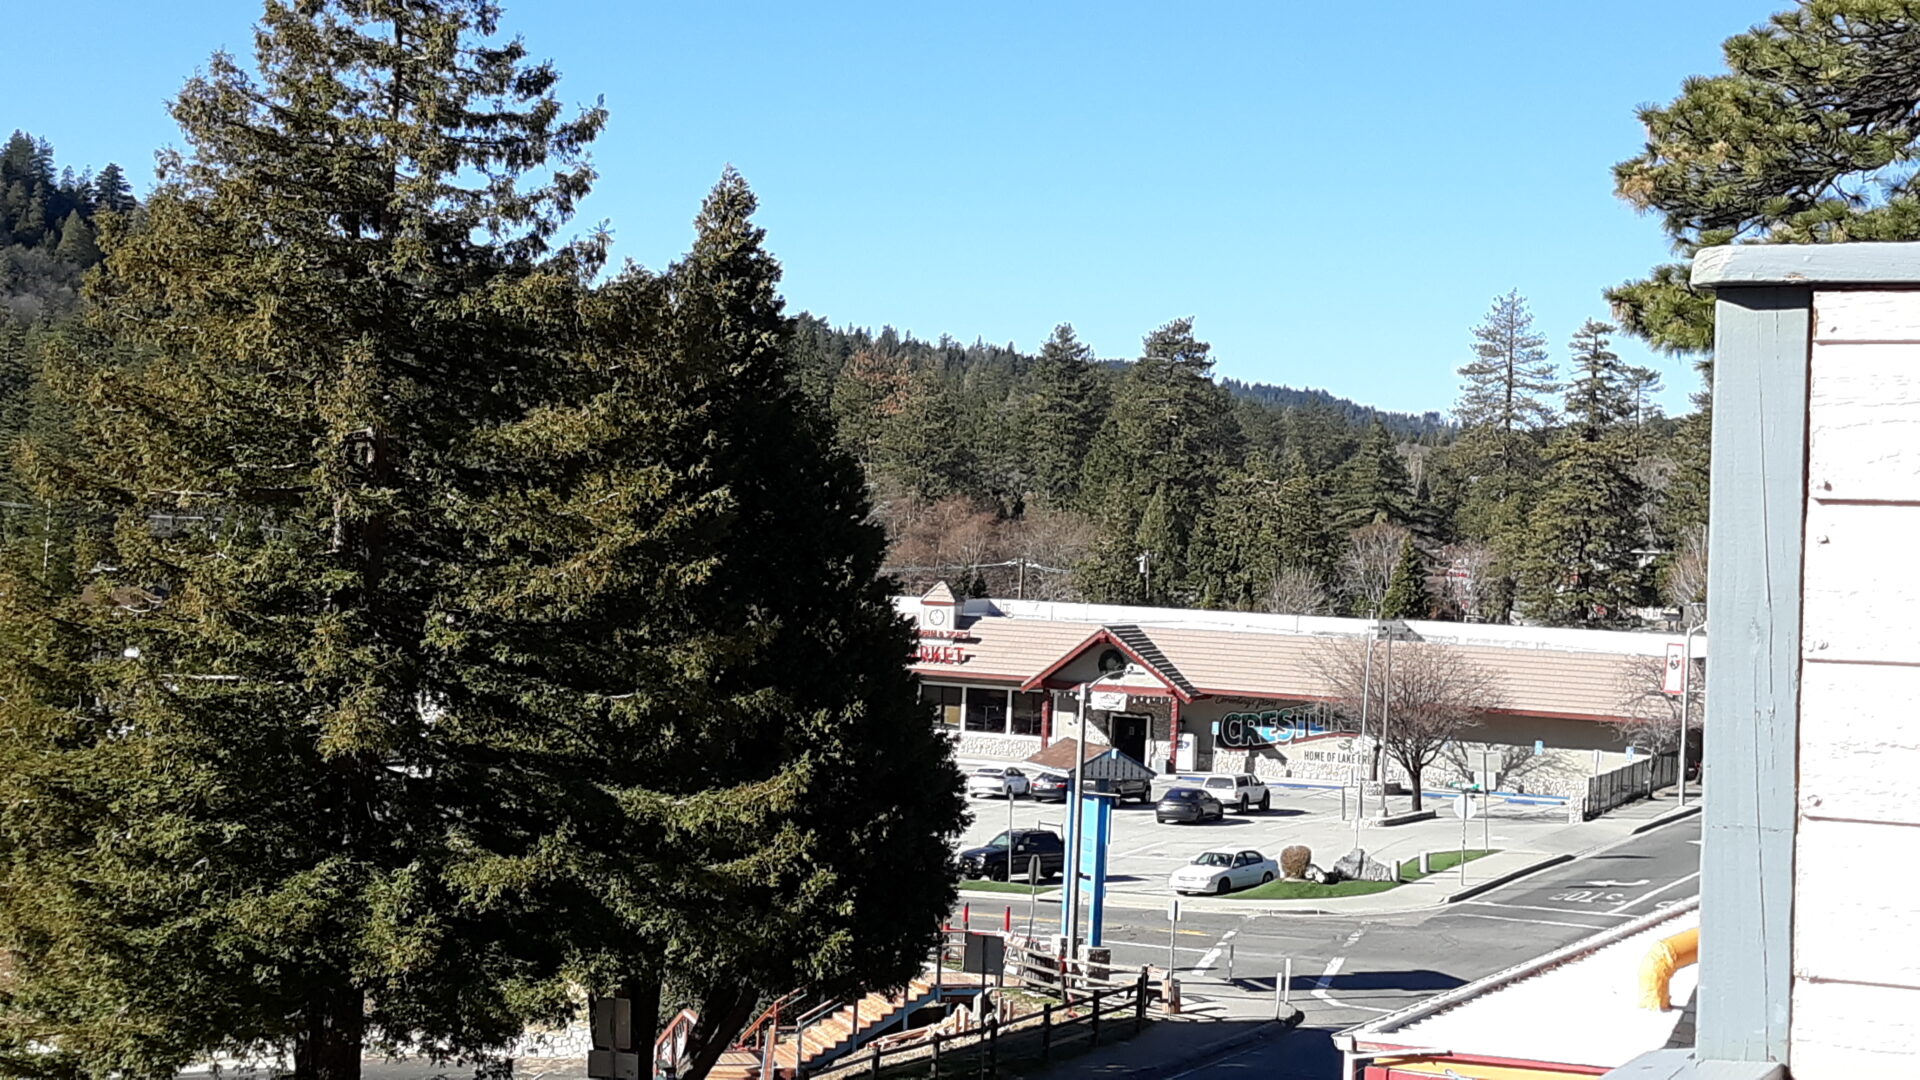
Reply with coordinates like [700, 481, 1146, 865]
[1438, 541, 1498, 622]
[1342, 521, 1410, 618]
[1265, 564, 1333, 615]
[1315, 637, 1503, 810]
[1616, 652, 1703, 757]
[1442, 741, 1566, 795]
[1005, 507, 1094, 600]
[1662, 525, 1708, 610]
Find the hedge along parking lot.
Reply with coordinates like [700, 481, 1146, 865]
[954, 775, 1564, 899]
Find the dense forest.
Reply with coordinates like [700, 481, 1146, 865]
[793, 295, 1706, 628]
[0, 126, 1707, 630]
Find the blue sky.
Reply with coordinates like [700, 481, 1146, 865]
[15, 0, 1776, 416]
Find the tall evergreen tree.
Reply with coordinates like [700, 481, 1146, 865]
[1330, 420, 1412, 530]
[1074, 318, 1238, 602]
[1456, 290, 1557, 435]
[52, 210, 99, 266]
[1379, 534, 1432, 620]
[875, 371, 975, 500]
[444, 169, 966, 1080]
[1517, 321, 1648, 626]
[0, 3, 613, 1077]
[1019, 322, 1105, 508]
[93, 162, 135, 213]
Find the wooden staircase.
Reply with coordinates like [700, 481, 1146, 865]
[703, 975, 964, 1080]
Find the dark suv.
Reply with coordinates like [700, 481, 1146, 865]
[958, 829, 1066, 881]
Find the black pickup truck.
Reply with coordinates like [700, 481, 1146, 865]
[958, 829, 1066, 881]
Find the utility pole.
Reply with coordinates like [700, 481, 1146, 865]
[1379, 623, 1395, 816]
[1136, 552, 1151, 603]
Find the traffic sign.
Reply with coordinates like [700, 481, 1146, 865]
[1454, 794, 1480, 820]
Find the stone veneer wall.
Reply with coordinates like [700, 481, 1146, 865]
[952, 732, 1045, 763]
[1207, 739, 1606, 799]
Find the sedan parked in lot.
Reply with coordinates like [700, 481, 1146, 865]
[966, 766, 1031, 799]
[1029, 771, 1070, 802]
[1155, 787, 1225, 824]
[1168, 849, 1279, 895]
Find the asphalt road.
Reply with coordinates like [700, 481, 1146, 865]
[982, 815, 1704, 1079]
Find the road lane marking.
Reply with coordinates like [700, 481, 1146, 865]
[1308, 957, 1394, 1013]
[1452, 912, 1621, 930]
[1458, 901, 1631, 918]
[1607, 871, 1700, 914]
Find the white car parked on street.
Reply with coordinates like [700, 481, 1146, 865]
[965, 766, 1031, 799]
[1167, 849, 1279, 895]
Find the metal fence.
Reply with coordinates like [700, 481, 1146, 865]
[1583, 751, 1678, 820]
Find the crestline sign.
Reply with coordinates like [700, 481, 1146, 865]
[1214, 708, 1329, 749]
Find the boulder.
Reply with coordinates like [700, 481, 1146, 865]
[1305, 864, 1331, 884]
[1280, 845, 1312, 879]
[1332, 848, 1397, 883]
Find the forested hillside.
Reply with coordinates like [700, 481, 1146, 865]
[0, 126, 1704, 630]
[796, 302, 1704, 628]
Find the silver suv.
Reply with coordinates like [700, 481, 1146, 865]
[1201, 773, 1271, 813]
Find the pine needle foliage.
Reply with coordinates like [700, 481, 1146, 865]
[1610, 0, 1920, 352]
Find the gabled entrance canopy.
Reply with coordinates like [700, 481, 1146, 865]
[1019, 624, 1198, 703]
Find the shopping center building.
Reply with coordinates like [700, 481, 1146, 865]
[901, 582, 1698, 799]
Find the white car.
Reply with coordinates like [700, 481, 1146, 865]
[966, 766, 1031, 799]
[1168, 849, 1279, 895]
[1200, 773, 1271, 813]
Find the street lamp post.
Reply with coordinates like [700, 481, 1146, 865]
[1680, 619, 1706, 809]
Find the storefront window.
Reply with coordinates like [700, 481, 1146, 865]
[1011, 692, 1045, 737]
[921, 684, 962, 729]
[964, 688, 1009, 733]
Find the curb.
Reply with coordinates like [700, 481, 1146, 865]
[1441, 853, 1575, 903]
[1632, 802, 1702, 834]
[1106, 1018, 1287, 1080]
[958, 889, 1061, 904]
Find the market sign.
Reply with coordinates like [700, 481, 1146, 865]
[916, 642, 970, 665]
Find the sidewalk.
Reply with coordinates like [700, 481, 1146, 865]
[1026, 981, 1295, 1080]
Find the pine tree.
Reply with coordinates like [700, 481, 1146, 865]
[1517, 321, 1648, 626]
[0, 3, 612, 1077]
[51, 210, 99, 266]
[1610, 3, 1920, 352]
[1020, 323, 1106, 508]
[1075, 317, 1239, 602]
[93, 162, 135, 213]
[1330, 420, 1412, 530]
[1456, 290, 1557, 435]
[1379, 535, 1431, 620]
[829, 346, 910, 470]
[440, 169, 967, 1080]
[875, 371, 975, 499]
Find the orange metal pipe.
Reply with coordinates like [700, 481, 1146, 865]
[1638, 926, 1699, 1010]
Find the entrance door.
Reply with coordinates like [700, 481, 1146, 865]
[1111, 713, 1149, 766]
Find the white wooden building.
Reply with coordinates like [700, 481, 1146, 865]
[1603, 244, 1920, 1078]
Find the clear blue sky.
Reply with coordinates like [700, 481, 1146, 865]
[16, 0, 1778, 417]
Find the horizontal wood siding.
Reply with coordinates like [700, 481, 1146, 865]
[1793, 288, 1920, 1074]
[1788, 979, 1920, 1076]
[1798, 663, 1920, 827]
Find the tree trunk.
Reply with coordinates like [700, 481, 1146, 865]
[1408, 761, 1424, 812]
[676, 985, 757, 1080]
[628, 974, 662, 1065]
[293, 984, 365, 1080]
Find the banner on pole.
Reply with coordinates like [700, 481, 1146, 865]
[1662, 642, 1686, 695]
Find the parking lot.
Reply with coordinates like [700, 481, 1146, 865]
[956, 773, 1574, 897]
